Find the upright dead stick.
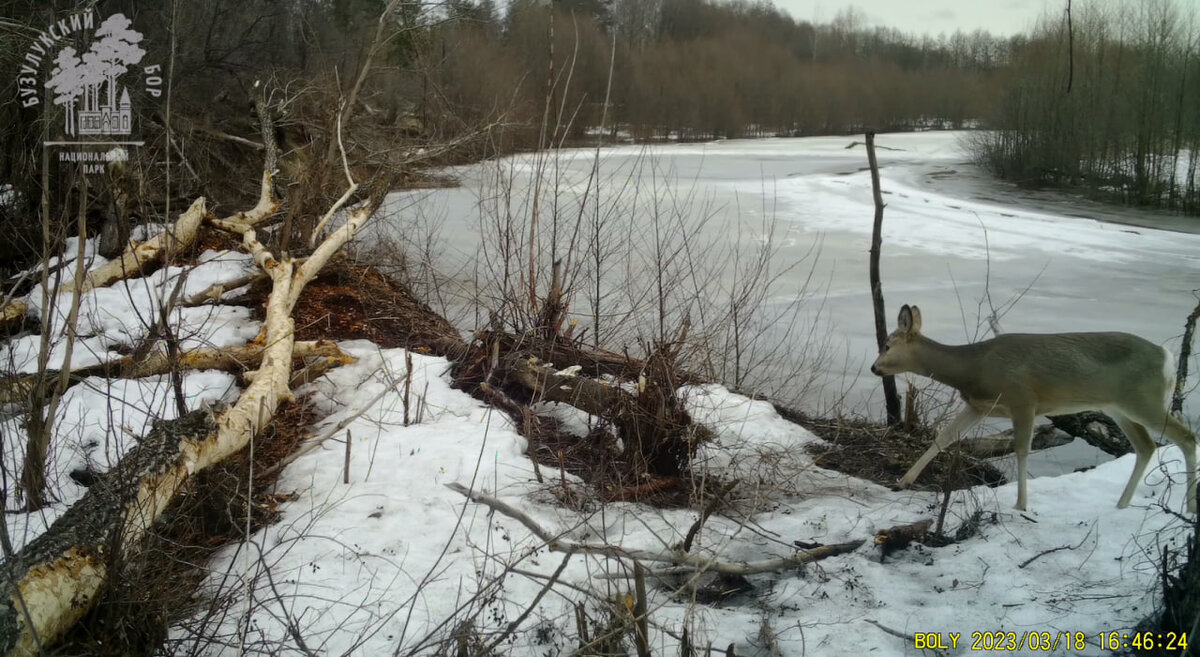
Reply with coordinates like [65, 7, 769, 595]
[866, 132, 901, 425]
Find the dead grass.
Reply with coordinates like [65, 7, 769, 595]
[290, 258, 458, 351]
[775, 405, 1006, 491]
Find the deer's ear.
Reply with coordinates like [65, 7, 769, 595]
[897, 305, 913, 333]
[908, 306, 922, 334]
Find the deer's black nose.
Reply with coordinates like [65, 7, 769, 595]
[870, 364, 881, 376]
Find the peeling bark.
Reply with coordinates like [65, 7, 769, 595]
[0, 342, 352, 406]
[0, 167, 365, 655]
[0, 301, 24, 332]
[77, 198, 207, 295]
[0, 411, 216, 656]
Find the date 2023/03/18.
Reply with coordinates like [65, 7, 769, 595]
[913, 630, 1189, 652]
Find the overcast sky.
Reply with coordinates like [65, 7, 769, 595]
[767, 0, 1199, 38]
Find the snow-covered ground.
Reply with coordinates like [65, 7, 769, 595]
[2, 132, 1198, 655]
[176, 344, 1193, 655]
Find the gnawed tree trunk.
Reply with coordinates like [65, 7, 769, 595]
[0, 301, 24, 332]
[77, 198, 206, 295]
[506, 354, 717, 479]
[1047, 412, 1132, 457]
[0, 171, 277, 324]
[0, 176, 373, 655]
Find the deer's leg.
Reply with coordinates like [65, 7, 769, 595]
[1160, 415, 1198, 514]
[1126, 410, 1197, 513]
[899, 406, 983, 488]
[1111, 414, 1158, 510]
[1011, 409, 1035, 511]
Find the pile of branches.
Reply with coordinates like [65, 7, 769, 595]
[444, 312, 719, 504]
[1133, 516, 1200, 655]
[0, 105, 379, 653]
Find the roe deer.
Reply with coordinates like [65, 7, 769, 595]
[870, 304, 1196, 513]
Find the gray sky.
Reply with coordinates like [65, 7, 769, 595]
[767, 0, 1197, 38]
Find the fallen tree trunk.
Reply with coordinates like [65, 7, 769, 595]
[1047, 412, 1131, 457]
[0, 195, 205, 328]
[957, 424, 1074, 459]
[447, 483, 864, 577]
[0, 172, 372, 655]
[0, 410, 217, 656]
[0, 250, 297, 654]
[76, 198, 207, 294]
[0, 341, 353, 406]
[506, 352, 716, 479]
[481, 330, 706, 385]
[0, 171, 280, 327]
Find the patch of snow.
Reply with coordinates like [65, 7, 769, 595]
[6, 252, 261, 373]
[3, 370, 239, 551]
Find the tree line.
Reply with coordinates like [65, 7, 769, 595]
[0, 0, 1019, 270]
[4, 0, 1197, 271]
[430, 0, 1012, 144]
[970, 0, 1200, 215]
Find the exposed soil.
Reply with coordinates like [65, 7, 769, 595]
[289, 258, 459, 352]
[775, 405, 1006, 492]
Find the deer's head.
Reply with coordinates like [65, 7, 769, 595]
[870, 304, 922, 376]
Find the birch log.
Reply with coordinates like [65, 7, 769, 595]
[77, 198, 207, 294]
[0, 181, 369, 656]
[0, 341, 353, 406]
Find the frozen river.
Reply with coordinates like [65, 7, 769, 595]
[381, 131, 1200, 475]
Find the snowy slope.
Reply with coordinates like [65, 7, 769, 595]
[175, 346, 1193, 656]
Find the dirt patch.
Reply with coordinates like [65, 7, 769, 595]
[290, 259, 459, 352]
[776, 405, 1005, 491]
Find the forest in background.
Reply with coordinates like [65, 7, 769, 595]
[430, 0, 1008, 143]
[971, 0, 1200, 214]
[2, 0, 1199, 275]
[0, 0, 1017, 272]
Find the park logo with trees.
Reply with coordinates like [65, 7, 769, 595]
[15, 8, 161, 171]
[45, 13, 146, 137]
